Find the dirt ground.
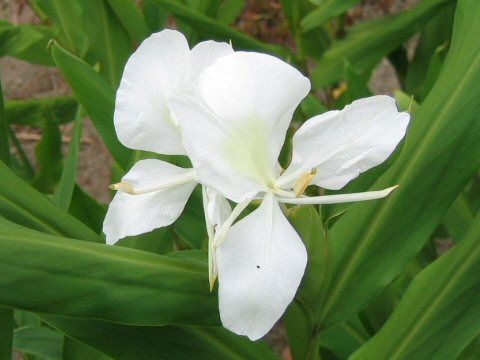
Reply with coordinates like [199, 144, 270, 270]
[1, 0, 417, 358]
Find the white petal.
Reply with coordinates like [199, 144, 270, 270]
[168, 96, 271, 202]
[216, 193, 307, 340]
[205, 187, 232, 230]
[103, 159, 196, 244]
[278, 96, 410, 190]
[199, 51, 311, 170]
[114, 30, 190, 155]
[186, 40, 233, 95]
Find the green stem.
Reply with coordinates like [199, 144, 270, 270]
[305, 328, 322, 360]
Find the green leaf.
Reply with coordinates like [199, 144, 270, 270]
[311, 0, 452, 88]
[0, 220, 219, 326]
[285, 206, 332, 360]
[0, 307, 14, 360]
[316, 0, 480, 330]
[351, 212, 480, 359]
[320, 317, 369, 358]
[174, 188, 207, 249]
[8, 126, 35, 180]
[53, 112, 82, 210]
[394, 91, 420, 114]
[334, 62, 373, 108]
[63, 337, 112, 360]
[35, 0, 132, 86]
[415, 43, 449, 100]
[34, 0, 89, 56]
[458, 336, 480, 360]
[14, 310, 41, 328]
[64, 338, 112, 360]
[301, 0, 361, 33]
[405, 3, 455, 99]
[0, 73, 10, 167]
[0, 20, 55, 66]
[217, 0, 245, 24]
[105, 0, 149, 43]
[68, 185, 107, 233]
[81, 0, 132, 87]
[142, 0, 168, 32]
[5, 96, 78, 127]
[150, 0, 289, 58]
[442, 191, 475, 242]
[0, 160, 101, 242]
[44, 316, 278, 360]
[50, 41, 132, 170]
[299, 94, 327, 119]
[31, 122, 63, 193]
[117, 227, 175, 255]
[13, 326, 64, 360]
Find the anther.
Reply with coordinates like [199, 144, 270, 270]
[109, 182, 134, 194]
[293, 168, 317, 197]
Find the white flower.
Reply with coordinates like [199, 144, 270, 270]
[103, 30, 233, 244]
[168, 51, 410, 340]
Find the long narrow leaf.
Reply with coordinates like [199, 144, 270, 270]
[301, 0, 361, 33]
[105, 0, 149, 43]
[0, 20, 55, 66]
[5, 96, 77, 127]
[351, 212, 480, 359]
[0, 73, 10, 167]
[53, 112, 83, 210]
[63, 337, 112, 360]
[0, 160, 100, 242]
[0, 307, 14, 360]
[13, 326, 63, 360]
[311, 0, 452, 87]
[50, 41, 131, 170]
[0, 220, 219, 326]
[317, 0, 480, 330]
[44, 316, 279, 360]
[151, 0, 289, 58]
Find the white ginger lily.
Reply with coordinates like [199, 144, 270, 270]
[168, 51, 410, 340]
[103, 30, 233, 244]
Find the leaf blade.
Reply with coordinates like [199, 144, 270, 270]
[0, 220, 218, 326]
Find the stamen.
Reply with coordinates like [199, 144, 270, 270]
[277, 185, 399, 205]
[109, 182, 134, 193]
[212, 199, 251, 248]
[293, 168, 317, 196]
[109, 170, 196, 195]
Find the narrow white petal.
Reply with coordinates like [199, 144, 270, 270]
[168, 96, 270, 202]
[278, 95, 410, 190]
[103, 159, 196, 244]
[203, 186, 232, 290]
[114, 30, 190, 155]
[277, 185, 398, 205]
[216, 193, 307, 340]
[198, 51, 311, 171]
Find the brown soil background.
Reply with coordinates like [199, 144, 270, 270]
[1, 0, 417, 358]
